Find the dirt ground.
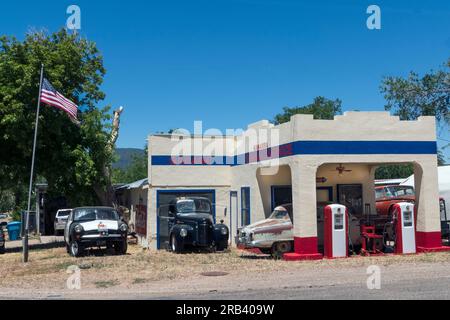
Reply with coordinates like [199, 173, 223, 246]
[1, 245, 450, 299]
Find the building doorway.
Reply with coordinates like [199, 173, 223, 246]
[337, 184, 363, 217]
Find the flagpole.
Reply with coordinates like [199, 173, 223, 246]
[23, 63, 44, 263]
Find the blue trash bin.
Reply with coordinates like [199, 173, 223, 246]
[7, 222, 22, 241]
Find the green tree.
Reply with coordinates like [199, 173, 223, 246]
[374, 164, 414, 180]
[0, 29, 117, 207]
[381, 58, 449, 165]
[0, 188, 14, 212]
[273, 96, 342, 125]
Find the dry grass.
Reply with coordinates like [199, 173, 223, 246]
[0, 244, 449, 290]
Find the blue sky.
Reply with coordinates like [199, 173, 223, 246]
[1, 0, 449, 158]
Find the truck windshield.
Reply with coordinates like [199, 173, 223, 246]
[385, 186, 414, 197]
[177, 199, 211, 214]
[73, 208, 119, 222]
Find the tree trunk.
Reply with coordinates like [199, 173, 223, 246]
[94, 106, 123, 207]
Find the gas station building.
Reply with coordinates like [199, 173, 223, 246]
[143, 112, 445, 258]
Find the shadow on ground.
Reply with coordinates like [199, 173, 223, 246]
[239, 254, 272, 260]
[5, 240, 65, 253]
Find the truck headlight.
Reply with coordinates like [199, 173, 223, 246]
[180, 228, 188, 238]
[220, 227, 228, 235]
[120, 224, 128, 232]
[74, 225, 83, 233]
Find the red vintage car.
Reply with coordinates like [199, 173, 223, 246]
[375, 185, 415, 217]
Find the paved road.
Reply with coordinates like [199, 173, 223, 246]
[150, 277, 450, 300]
[2, 260, 449, 300]
[136, 262, 450, 300]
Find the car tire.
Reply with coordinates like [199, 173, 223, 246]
[271, 241, 292, 260]
[0, 245, 5, 255]
[171, 233, 183, 253]
[216, 243, 227, 252]
[69, 240, 83, 257]
[114, 240, 127, 255]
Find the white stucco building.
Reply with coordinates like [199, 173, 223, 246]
[143, 112, 447, 258]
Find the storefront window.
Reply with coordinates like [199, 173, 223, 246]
[241, 187, 251, 226]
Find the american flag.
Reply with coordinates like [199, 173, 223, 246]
[40, 78, 78, 120]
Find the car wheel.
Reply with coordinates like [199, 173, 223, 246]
[69, 240, 83, 257]
[271, 241, 292, 260]
[171, 233, 183, 253]
[216, 243, 228, 252]
[209, 244, 217, 253]
[0, 245, 5, 255]
[114, 240, 128, 255]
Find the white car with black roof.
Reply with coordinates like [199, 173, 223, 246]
[64, 207, 128, 257]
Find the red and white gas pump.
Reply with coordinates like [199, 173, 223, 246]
[324, 204, 349, 258]
[392, 202, 416, 254]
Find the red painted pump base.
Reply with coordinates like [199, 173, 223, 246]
[416, 232, 450, 253]
[283, 236, 323, 261]
[417, 246, 450, 253]
[283, 252, 323, 261]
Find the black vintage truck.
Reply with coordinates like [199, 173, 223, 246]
[165, 197, 229, 253]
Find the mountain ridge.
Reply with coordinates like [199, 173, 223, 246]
[113, 148, 145, 169]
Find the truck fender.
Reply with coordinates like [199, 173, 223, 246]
[213, 223, 229, 241]
[170, 224, 194, 242]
